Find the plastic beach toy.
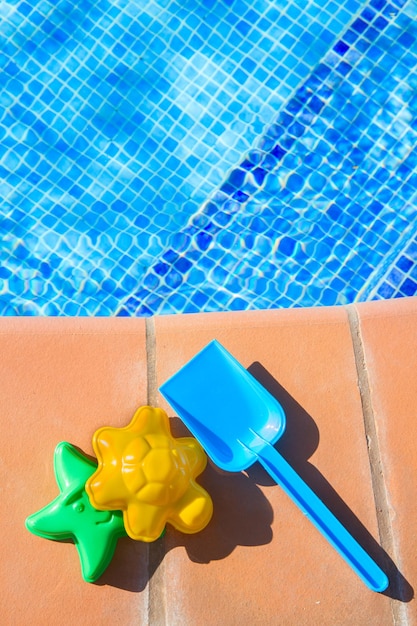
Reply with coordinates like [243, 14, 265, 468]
[159, 340, 389, 592]
[26, 442, 127, 583]
[86, 406, 213, 542]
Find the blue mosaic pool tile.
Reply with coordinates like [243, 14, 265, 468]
[1, 0, 417, 315]
[370, 234, 417, 299]
[117, 0, 417, 316]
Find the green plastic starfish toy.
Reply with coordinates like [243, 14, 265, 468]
[26, 442, 127, 583]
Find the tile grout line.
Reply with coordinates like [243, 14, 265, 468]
[346, 304, 406, 625]
[146, 316, 168, 626]
[146, 316, 158, 407]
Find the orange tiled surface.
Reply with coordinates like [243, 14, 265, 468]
[2, 318, 149, 625]
[2, 298, 416, 625]
[358, 298, 417, 626]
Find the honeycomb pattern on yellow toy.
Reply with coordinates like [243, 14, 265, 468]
[86, 406, 213, 542]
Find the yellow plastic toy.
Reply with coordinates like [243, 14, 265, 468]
[86, 406, 213, 541]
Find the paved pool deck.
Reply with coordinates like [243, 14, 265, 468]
[3, 296, 417, 624]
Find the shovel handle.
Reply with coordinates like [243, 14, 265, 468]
[256, 442, 388, 592]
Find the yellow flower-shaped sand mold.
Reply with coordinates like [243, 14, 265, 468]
[86, 406, 213, 541]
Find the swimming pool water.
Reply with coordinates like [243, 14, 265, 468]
[1, 0, 416, 315]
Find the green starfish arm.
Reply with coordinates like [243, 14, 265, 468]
[54, 441, 97, 492]
[25, 494, 73, 540]
[26, 442, 127, 583]
[75, 518, 127, 583]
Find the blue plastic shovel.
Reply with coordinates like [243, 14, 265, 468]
[159, 340, 388, 592]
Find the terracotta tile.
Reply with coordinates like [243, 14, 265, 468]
[2, 318, 149, 625]
[357, 297, 417, 623]
[153, 308, 392, 624]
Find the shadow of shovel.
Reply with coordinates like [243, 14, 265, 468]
[159, 339, 389, 592]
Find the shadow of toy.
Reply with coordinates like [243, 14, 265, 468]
[247, 362, 413, 603]
[96, 417, 274, 592]
[98, 363, 413, 601]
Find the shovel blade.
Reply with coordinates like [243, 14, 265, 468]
[159, 340, 286, 471]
